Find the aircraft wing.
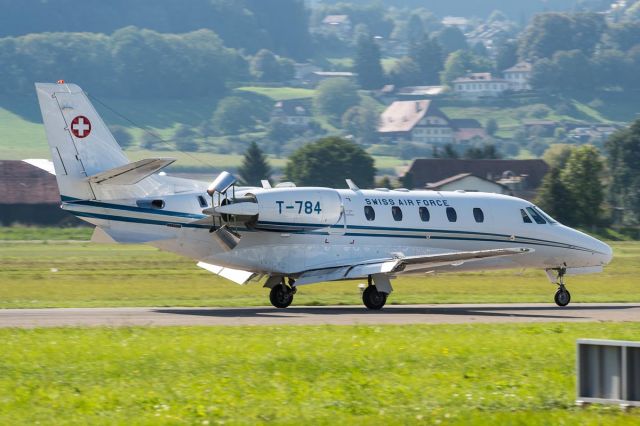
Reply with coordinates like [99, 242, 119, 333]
[294, 247, 532, 286]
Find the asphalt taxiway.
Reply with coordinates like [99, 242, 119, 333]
[0, 303, 638, 327]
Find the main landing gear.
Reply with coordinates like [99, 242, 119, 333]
[549, 267, 571, 307]
[268, 278, 296, 309]
[362, 276, 388, 310]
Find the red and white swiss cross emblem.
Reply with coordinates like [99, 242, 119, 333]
[70, 115, 92, 138]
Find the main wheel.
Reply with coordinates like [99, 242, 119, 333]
[269, 284, 293, 309]
[554, 288, 571, 307]
[362, 286, 387, 310]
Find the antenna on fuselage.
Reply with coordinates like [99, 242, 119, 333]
[345, 179, 360, 191]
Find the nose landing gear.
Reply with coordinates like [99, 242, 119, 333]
[548, 267, 571, 307]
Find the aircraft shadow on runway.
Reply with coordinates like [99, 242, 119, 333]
[154, 304, 638, 321]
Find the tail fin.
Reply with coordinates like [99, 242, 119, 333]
[35, 82, 129, 200]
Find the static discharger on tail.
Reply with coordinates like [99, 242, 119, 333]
[32, 81, 613, 310]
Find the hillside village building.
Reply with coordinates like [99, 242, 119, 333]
[378, 100, 455, 145]
[378, 100, 485, 145]
[404, 158, 549, 200]
[503, 62, 533, 91]
[452, 72, 510, 97]
[453, 62, 533, 97]
[425, 173, 512, 195]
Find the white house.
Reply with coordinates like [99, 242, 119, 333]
[503, 62, 532, 91]
[425, 173, 511, 194]
[453, 73, 509, 98]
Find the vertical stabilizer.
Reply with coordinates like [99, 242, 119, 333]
[35, 82, 129, 200]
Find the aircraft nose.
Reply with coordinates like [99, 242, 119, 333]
[598, 241, 613, 265]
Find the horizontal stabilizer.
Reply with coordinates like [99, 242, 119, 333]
[88, 158, 175, 185]
[197, 261, 256, 285]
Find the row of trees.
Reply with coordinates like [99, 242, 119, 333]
[0, 27, 246, 98]
[0, 0, 311, 59]
[521, 14, 640, 94]
[238, 137, 375, 189]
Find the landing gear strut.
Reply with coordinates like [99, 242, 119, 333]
[551, 268, 571, 307]
[362, 276, 388, 310]
[269, 278, 296, 309]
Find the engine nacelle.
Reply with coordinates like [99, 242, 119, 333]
[254, 188, 343, 226]
[215, 188, 343, 228]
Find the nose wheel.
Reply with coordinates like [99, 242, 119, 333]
[554, 286, 571, 306]
[549, 267, 571, 307]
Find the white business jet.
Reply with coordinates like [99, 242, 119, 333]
[33, 82, 613, 310]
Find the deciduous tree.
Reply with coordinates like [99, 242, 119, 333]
[285, 137, 375, 188]
[605, 119, 640, 225]
[313, 78, 360, 121]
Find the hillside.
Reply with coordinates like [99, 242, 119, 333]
[1, 92, 633, 175]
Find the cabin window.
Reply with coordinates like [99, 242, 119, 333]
[473, 207, 484, 223]
[197, 195, 208, 208]
[137, 199, 165, 209]
[520, 209, 532, 223]
[446, 207, 457, 222]
[526, 207, 547, 224]
[364, 206, 376, 221]
[392, 206, 403, 221]
[419, 206, 430, 222]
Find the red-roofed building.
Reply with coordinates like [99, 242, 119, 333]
[378, 100, 455, 145]
[403, 158, 549, 200]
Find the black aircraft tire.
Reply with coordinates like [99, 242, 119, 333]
[362, 286, 387, 310]
[554, 289, 571, 307]
[269, 284, 293, 309]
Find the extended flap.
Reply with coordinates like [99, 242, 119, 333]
[88, 158, 175, 185]
[197, 261, 256, 285]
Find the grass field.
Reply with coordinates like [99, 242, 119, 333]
[0, 226, 93, 241]
[1, 239, 638, 308]
[1, 323, 639, 424]
[234, 86, 316, 100]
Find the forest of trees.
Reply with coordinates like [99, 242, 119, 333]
[0, 0, 311, 59]
[0, 27, 246, 99]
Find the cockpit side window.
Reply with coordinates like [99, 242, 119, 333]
[520, 209, 532, 224]
[526, 207, 546, 224]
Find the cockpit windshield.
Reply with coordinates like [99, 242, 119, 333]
[531, 205, 558, 224]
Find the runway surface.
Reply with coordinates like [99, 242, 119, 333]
[0, 303, 639, 327]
